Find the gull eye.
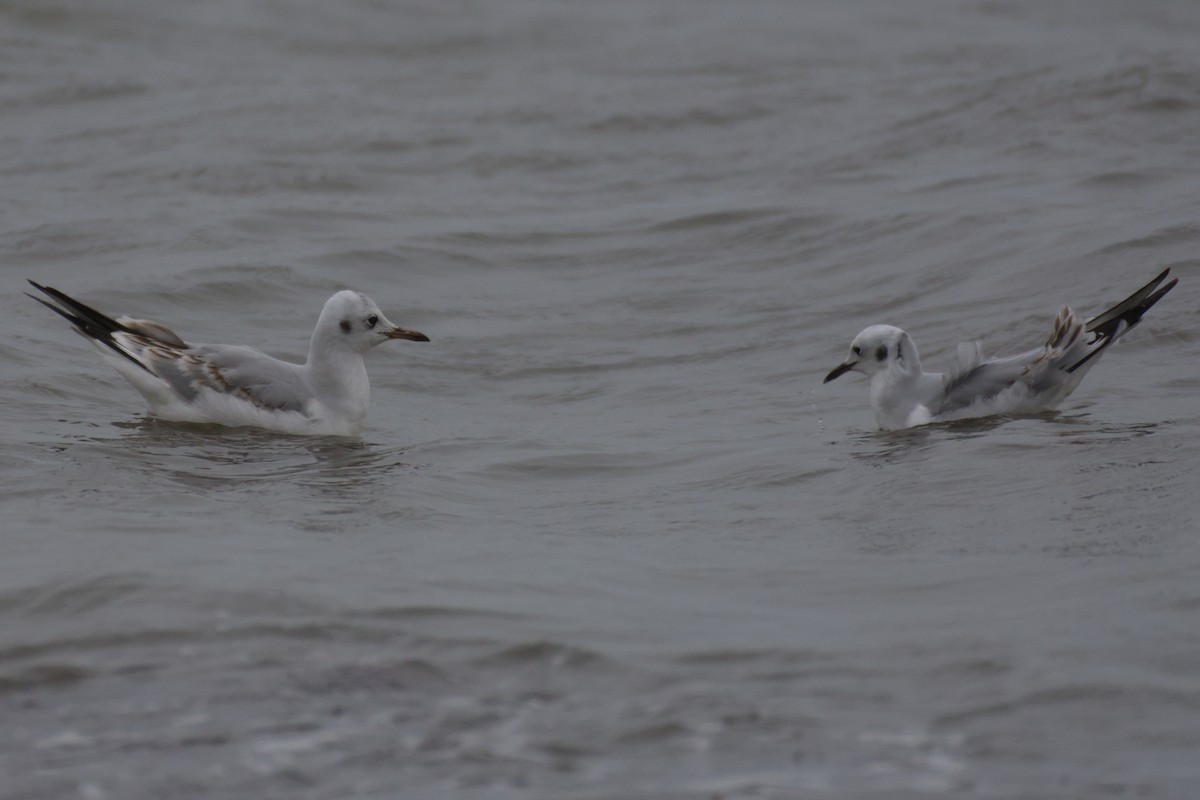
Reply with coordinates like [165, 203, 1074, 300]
[851, 345, 862, 356]
[366, 315, 378, 329]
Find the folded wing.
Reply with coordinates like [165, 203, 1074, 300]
[937, 268, 1177, 417]
[146, 344, 309, 413]
[28, 281, 309, 414]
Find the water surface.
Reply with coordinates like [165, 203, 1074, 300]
[3, 1, 1200, 797]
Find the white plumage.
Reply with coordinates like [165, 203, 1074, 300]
[28, 282, 429, 436]
[824, 269, 1177, 430]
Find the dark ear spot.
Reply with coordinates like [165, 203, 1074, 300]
[876, 345, 887, 361]
[339, 320, 352, 334]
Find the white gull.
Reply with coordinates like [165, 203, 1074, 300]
[823, 269, 1177, 430]
[28, 282, 429, 436]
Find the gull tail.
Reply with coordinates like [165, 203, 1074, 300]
[1066, 268, 1178, 374]
[26, 281, 153, 374]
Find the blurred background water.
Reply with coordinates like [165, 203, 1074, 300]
[3, 1, 1200, 798]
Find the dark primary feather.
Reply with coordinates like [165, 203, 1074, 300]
[26, 281, 154, 374]
[1067, 267, 1177, 374]
[28, 281, 306, 413]
[937, 268, 1177, 412]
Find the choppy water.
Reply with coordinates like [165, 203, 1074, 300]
[4, 1, 1200, 798]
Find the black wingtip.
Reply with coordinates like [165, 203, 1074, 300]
[25, 292, 77, 323]
[27, 281, 127, 335]
[1150, 276, 1179, 303]
[27, 280, 155, 374]
[1066, 270, 1179, 374]
[1085, 268, 1174, 334]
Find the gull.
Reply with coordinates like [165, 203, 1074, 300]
[823, 269, 1177, 430]
[27, 282, 429, 436]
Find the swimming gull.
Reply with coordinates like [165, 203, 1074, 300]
[27, 282, 429, 436]
[823, 269, 1177, 429]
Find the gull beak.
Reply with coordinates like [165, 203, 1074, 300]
[384, 326, 430, 342]
[823, 360, 855, 383]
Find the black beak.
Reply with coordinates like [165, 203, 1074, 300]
[823, 361, 854, 383]
[384, 326, 430, 342]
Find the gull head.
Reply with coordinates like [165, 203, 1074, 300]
[824, 324, 918, 383]
[317, 290, 429, 355]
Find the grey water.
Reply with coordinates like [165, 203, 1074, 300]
[3, 1, 1200, 798]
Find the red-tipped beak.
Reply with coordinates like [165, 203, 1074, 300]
[384, 326, 430, 342]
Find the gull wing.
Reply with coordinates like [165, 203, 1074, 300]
[28, 281, 310, 413]
[1067, 267, 1177, 374]
[26, 281, 185, 374]
[147, 343, 310, 413]
[937, 342, 1041, 415]
[938, 268, 1178, 415]
[1017, 267, 1177, 382]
